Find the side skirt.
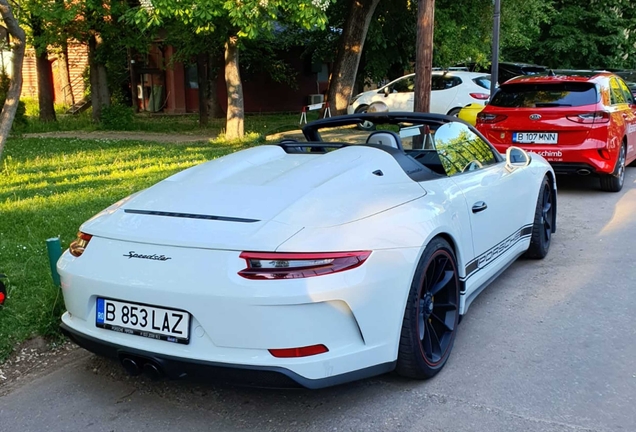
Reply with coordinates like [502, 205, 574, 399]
[460, 250, 525, 315]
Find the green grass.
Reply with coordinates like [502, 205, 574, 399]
[0, 135, 261, 360]
[15, 106, 320, 137]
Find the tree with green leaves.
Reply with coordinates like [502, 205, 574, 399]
[523, 0, 636, 69]
[131, 0, 333, 139]
[0, 0, 26, 161]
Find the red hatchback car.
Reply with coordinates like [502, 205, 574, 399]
[476, 72, 636, 191]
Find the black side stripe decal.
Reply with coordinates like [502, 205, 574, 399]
[461, 224, 533, 287]
[124, 209, 260, 223]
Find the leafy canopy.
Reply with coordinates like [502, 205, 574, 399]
[130, 0, 334, 39]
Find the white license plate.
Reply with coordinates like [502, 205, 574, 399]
[96, 298, 190, 344]
[513, 132, 558, 144]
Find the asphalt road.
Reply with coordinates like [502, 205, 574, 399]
[2, 170, 635, 432]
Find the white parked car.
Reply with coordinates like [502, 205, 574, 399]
[348, 71, 492, 120]
[58, 113, 556, 389]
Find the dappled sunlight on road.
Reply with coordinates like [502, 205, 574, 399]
[599, 188, 636, 236]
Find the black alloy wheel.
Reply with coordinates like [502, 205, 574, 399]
[540, 182, 554, 245]
[397, 238, 460, 379]
[524, 176, 554, 259]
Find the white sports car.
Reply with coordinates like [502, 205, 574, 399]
[58, 113, 556, 388]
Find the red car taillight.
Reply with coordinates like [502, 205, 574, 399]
[69, 232, 92, 257]
[269, 344, 329, 358]
[238, 251, 371, 280]
[469, 92, 490, 100]
[476, 112, 508, 124]
[566, 111, 610, 124]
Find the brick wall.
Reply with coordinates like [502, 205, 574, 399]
[21, 42, 89, 104]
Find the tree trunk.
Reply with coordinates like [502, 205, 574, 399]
[0, 0, 26, 161]
[207, 52, 223, 119]
[326, 0, 382, 115]
[414, 0, 435, 113]
[89, 34, 110, 122]
[196, 53, 209, 127]
[36, 49, 56, 122]
[58, 42, 74, 106]
[32, 17, 56, 122]
[224, 35, 244, 140]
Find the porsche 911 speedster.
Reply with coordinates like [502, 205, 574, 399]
[58, 113, 557, 388]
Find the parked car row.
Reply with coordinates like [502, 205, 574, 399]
[476, 71, 636, 192]
[348, 65, 636, 193]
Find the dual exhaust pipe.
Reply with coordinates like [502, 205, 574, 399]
[121, 356, 164, 380]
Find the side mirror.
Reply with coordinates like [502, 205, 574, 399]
[383, 87, 391, 97]
[505, 146, 530, 172]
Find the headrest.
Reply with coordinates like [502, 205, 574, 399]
[365, 130, 403, 151]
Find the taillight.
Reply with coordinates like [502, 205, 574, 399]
[566, 111, 610, 124]
[269, 344, 329, 358]
[477, 112, 508, 124]
[238, 251, 371, 280]
[469, 92, 490, 100]
[69, 232, 92, 257]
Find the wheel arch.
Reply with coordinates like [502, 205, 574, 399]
[446, 106, 462, 116]
[410, 230, 466, 295]
[354, 104, 369, 113]
[435, 232, 467, 294]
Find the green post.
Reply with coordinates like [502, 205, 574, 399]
[46, 237, 62, 287]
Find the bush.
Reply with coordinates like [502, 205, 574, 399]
[100, 104, 134, 130]
[22, 97, 39, 117]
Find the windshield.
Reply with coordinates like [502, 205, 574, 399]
[490, 83, 599, 108]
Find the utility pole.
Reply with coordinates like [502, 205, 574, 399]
[414, 0, 435, 113]
[490, 0, 501, 99]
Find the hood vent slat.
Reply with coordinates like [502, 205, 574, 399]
[124, 209, 260, 223]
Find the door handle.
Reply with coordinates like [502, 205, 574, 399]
[472, 201, 488, 213]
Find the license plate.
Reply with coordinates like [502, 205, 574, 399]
[96, 298, 190, 344]
[513, 132, 558, 144]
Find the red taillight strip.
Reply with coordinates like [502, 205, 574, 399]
[269, 344, 329, 358]
[238, 251, 371, 280]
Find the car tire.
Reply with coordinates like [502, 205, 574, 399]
[600, 144, 626, 192]
[524, 176, 554, 259]
[396, 237, 460, 379]
[354, 105, 376, 131]
[447, 107, 461, 117]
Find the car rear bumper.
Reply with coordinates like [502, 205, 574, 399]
[61, 320, 395, 389]
[549, 163, 599, 176]
[58, 239, 419, 387]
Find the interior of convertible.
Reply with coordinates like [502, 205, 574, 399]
[275, 119, 501, 178]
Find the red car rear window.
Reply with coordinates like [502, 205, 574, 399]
[490, 83, 599, 108]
